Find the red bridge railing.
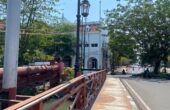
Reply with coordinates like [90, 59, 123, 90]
[5, 70, 107, 110]
[0, 64, 61, 92]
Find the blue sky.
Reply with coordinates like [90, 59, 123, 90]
[57, 0, 125, 22]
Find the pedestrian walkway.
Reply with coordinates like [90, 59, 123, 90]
[91, 75, 138, 110]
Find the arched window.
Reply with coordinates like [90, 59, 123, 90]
[88, 57, 98, 69]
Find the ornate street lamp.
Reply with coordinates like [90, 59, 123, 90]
[81, 0, 90, 70]
[75, 0, 90, 77]
[81, 0, 90, 17]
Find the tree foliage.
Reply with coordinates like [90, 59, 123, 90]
[108, 30, 137, 66]
[43, 23, 76, 58]
[106, 2, 137, 67]
[106, 0, 170, 74]
[19, 21, 76, 65]
[0, 0, 59, 23]
[19, 20, 53, 64]
[0, 0, 76, 65]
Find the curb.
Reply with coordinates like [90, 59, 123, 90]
[120, 79, 151, 110]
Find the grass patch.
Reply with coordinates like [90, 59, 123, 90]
[43, 98, 72, 110]
[57, 101, 72, 110]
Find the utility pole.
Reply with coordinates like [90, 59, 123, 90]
[2, 0, 21, 100]
[99, 0, 101, 21]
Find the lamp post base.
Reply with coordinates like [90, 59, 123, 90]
[74, 64, 78, 77]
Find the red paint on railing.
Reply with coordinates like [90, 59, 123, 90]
[5, 70, 107, 110]
[0, 64, 62, 91]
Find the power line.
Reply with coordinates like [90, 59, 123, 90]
[0, 30, 75, 36]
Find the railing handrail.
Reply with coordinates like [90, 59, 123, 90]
[0, 64, 61, 91]
[5, 70, 106, 110]
[0, 65, 59, 77]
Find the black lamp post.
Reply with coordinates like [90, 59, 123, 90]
[75, 0, 90, 77]
[81, 0, 90, 70]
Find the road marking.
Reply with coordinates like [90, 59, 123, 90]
[122, 80, 151, 110]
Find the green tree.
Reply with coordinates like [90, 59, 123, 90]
[0, 31, 4, 66]
[168, 55, 170, 67]
[0, 0, 59, 23]
[43, 23, 76, 59]
[106, 0, 170, 74]
[108, 30, 137, 67]
[19, 20, 54, 65]
[19, 21, 76, 65]
[0, 0, 61, 65]
[106, 2, 137, 68]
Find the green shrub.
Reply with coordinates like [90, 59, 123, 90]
[64, 67, 74, 81]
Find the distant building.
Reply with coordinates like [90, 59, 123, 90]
[70, 21, 109, 70]
[0, 21, 5, 30]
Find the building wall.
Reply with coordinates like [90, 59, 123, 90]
[71, 21, 108, 70]
[83, 32, 102, 69]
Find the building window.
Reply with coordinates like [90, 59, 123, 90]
[85, 44, 89, 47]
[88, 57, 98, 69]
[91, 43, 98, 47]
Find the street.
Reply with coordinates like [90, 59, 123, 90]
[123, 78, 170, 110]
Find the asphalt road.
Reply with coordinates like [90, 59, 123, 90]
[123, 78, 170, 110]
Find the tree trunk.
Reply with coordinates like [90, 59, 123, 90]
[163, 60, 167, 73]
[154, 60, 161, 74]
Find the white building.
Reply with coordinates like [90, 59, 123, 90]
[70, 21, 109, 70]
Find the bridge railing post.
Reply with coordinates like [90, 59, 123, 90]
[74, 78, 86, 110]
[4, 70, 106, 110]
[49, 61, 64, 88]
[32, 101, 43, 110]
[83, 78, 87, 109]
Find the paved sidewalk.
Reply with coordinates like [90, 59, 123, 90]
[91, 75, 138, 110]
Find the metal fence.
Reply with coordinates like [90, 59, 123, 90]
[5, 70, 106, 110]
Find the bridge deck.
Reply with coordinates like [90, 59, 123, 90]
[91, 75, 138, 110]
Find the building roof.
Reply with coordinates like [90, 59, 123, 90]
[80, 21, 102, 32]
[0, 21, 5, 30]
